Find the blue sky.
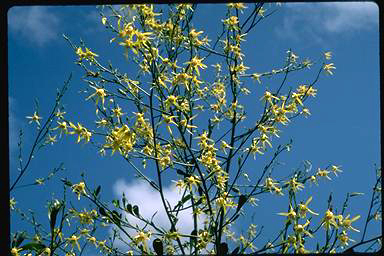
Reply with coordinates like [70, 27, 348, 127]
[8, 3, 381, 254]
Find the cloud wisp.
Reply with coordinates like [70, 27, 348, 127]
[276, 2, 379, 44]
[8, 6, 60, 46]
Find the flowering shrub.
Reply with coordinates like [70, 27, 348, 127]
[10, 3, 381, 255]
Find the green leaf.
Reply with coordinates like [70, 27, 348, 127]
[122, 193, 127, 207]
[112, 199, 120, 208]
[206, 170, 216, 180]
[350, 192, 364, 197]
[231, 246, 240, 255]
[61, 178, 72, 187]
[99, 207, 108, 217]
[177, 194, 192, 207]
[232, 187, 240, 194]
[126, 204, 133, 215]
[190, 229, 197, 249]
[49, 205, 60, 231]
[12, 231, 26, 248]
[94, 185, 101, 197]
[21, 242, 45, 251]
[153, 238, 163, 256]
[235, 194, 247, 213]
[133, 205, 139, 216]
[118, 88, 127, 96]
[112, 210, 121, 226]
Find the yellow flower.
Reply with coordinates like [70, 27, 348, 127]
[340, 214, 361, 232]
[165, 231, 181, 241]
[284, 235, 297, 250]
[323, 63, 336, 75]
[338, 230, 355, 248]
[178, 115, 198, 135]
[302, 58, 313, 68]
[26, 111, 42, 126]
[278, 204, 297, 222]
[222, 16, 239, 30]
[53, 121, 68, 137]
[294, 219, 313, 238]
[40, 247, 51, 255]
[69, 122, 91, 143]
[112, 106, 124, 118]
[55, 109, 66, 119]
[46, 134, 57, 145]
[301, 107, 311, 117]
[10, 197, 17, 210]
[133, 231, 151, 244]
[260, 91, 280, 104]
[316, 168, 332, 181]
[185, 56, 207, 76]
[66, 235, 81, 251]
[186, 175, 201, 189]
[227, 3, 247, 11]
[321, 209, 339, 230]
[331, 165, 343, 176]
[298, 196, 319, 218]
[71, 181, 87, 200]
[87, 236, 97, 247]
[291, 92, 303, 106]
[76, 47, 98, 61]
[11, 247, 23, 256]
[220, 140, 233, 155]
[251, 73, 262, 84]
[284, 175, 304, 193]
[258, 7, 266, 17]
[247, 138, 264, 160]
[86, 85, 107, 107]
[324, 51, 332, 60]
[260, 133, 272, 148]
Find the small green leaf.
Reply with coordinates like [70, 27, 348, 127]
[232, 187, 240, 194]
[12, 231, 26, 248]
[178, 194, 191, 207]
[112, 199, 120, 208]
[122, 193, 127, 207]
[21, 242, 45, 251]
[350, 192, 364, 197]
[112, 210, 121, 226]
[61, 178, 72, 187]
[236, 194, 247, 213]
[206, 171, 216, 180]
[49, 203, 61, 231]
[190, 229, 197, 248]
[133, 205, 139, 216]
[126, 204, 133, 214]
[153, 238, 163, 256]
[94, 185, 101, 197]
[118, 88, 127, 96]
[99, 207, 108, 217]
[231, 246, 240, 255]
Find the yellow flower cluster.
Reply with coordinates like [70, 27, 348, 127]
[104, 124, 136, 156]
[69, 122, 92, 143]
[76, 47, 98, 62]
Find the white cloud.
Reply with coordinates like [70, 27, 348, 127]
[8, 6, 59, 46]
[322, 2, 379, 32]
[111, 179, 206, 251]
[276, 2, 378, 43]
